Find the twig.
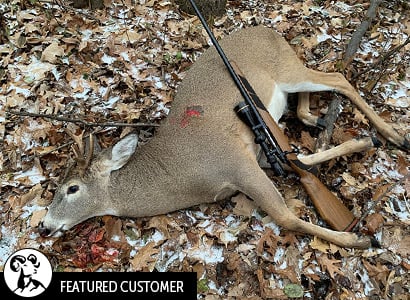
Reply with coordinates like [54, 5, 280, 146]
[314, 95, 343, 152]
[37, 127, 111, 157]
[352, 173, 410, 232]
[6, 109, 159, 128]
[343, 0, 381, 67]
[37, 0, 102, 24]
[352, 36, 410, 80]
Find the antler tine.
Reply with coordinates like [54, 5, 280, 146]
[64, 128, 88, 176]
[84, 133, 94, 172]
[64, 128, 85, 159]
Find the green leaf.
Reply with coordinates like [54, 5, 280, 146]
[284, 283, 304, 298]
[197, 279, 209, 293]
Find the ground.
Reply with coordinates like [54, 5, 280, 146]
[0, 0, 409, 299]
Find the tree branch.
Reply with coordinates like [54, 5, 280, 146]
[314, 95, 343, 152]
[343, 0, 381, 67]
[6, 109, 159, 128]
[352, 36, 410, 80]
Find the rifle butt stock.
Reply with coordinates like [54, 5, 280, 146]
[292, 164, 358, 231]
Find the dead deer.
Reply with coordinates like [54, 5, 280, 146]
[38, 26, 409, 248]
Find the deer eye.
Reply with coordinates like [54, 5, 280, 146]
[67, 185, 79, 194]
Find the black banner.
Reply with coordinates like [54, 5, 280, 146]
[1, 271, 197, 299]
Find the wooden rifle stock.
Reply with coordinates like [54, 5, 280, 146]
[231, 62, 359, 232]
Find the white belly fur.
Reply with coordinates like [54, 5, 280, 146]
[267, 84, 288, 122]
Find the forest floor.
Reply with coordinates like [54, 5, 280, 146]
[1, 0, 409, 299]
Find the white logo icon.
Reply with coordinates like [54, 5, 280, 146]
[4, 248, 52, 297]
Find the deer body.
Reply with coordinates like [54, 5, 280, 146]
[39, 26, 409, 248]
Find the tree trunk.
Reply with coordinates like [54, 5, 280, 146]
[72, 0, 104, 9]
[174, 0, 227, 19]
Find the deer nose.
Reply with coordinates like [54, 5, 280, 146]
[38, 222, 51, 237]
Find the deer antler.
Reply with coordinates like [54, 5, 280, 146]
[64, 128, 94, 177]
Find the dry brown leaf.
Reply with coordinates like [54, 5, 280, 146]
[130, 242, 159, 271]
[300, 130, 316, 152]
[363, 213, 384, 235]
[397, 154, 409, 176]
[103, 217, 126, 243]
[257, 269, 286, 299]
[353, 108, 369, 126]
[41, 41, 65, 63]
[362, 260, 389, 283]
[232, 193, 257, 217]
[20, 183, 43, 207]
[147, 215, 173, 239]
[309, 236, 331, 253]
[332, 126, 355, 144]
[382, 227, 410, 256]
[318, 255, 344, 279]
[256, 227, 279, 259]
[29, 209, 47, 227]
[372, 183, 392, 201]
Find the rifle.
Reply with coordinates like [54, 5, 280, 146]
[188, 0, 359, 232]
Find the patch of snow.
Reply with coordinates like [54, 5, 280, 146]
[382, 81, 410, 108]
[101, 53, 116, 65]
[13, 164, 46, 186]
[273, 247, 285, 264]
[334, 2, 356, 12]
[309, 6, 329, 17]
[21, 204, 43, 219]
[355, 266, 375, 296]
[151, 230, 165, 243]
[120, 52, 130, 61]
[264, 222, 281, 236]
[386, 196, 410, 223]
[81, 29, 93, 41]
[10, 86, 31, 97]
[207, 280, 225, 295]
[0, 227, 18, 267]
[111, 235, 121, 242]
[155, 247, 181, 272]
[186, 243, 224, 264]
[16, 58, 56, 83]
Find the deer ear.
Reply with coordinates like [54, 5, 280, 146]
[107, 134, 138, 172]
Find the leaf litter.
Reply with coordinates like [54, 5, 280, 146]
[1, 0, 409, 298]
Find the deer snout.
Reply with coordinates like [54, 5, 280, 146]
[37, 220, 65, 238]
[38, 221, 51, 237]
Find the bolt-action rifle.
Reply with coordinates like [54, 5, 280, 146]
[188, 0, 359, 231]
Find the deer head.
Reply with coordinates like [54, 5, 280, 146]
[38, 133, 138, 237]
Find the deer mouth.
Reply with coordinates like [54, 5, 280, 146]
[38, 222, 65, 238]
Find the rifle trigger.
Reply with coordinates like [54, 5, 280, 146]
[284, 144, 300, 156]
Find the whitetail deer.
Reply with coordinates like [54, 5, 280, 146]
[38, 26, 409, 248]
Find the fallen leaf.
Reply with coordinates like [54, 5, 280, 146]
[362, 213, 384, 235]
[257, 228, 279, 259]
[284, 283, 304, 298]
[29, 209, 47, 227]
[232, 193, 257, 217]
[310, 236, 331, 253]
[130, 242, 159, 271]
[353, 108, 369, 126]
[300, 130, 316, 152]
[318, 254, 344, 279]
[41, 41, 65, 63]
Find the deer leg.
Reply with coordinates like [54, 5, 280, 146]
[305, 70, 409, 150]
[297, 92, 326, 128]
[258, 137, 378, 168]
[298, 137, 380, 165]
[238, 166, 372, 248]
